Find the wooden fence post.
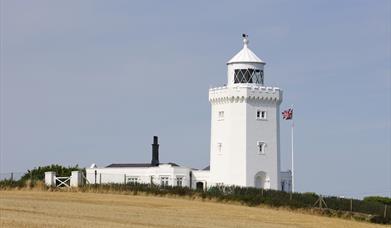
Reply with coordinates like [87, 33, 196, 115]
[319, 196, 322, 208]
[350, 199, 353, 212]
[384, 205, 388, 218]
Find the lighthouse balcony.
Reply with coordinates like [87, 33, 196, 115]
[209, 84, 282, 104]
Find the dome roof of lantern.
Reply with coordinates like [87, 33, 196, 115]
[227, 34, 265, 64]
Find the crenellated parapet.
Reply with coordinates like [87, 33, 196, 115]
[209, 84, 283, 105]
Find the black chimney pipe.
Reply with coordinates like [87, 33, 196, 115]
[151, 136, 159, 166]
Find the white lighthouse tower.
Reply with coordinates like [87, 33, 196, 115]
[209, 34, 284, 190]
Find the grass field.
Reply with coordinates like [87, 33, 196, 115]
[0, 190, 387, 228]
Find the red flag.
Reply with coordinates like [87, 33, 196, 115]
[282, 108, 293, 120]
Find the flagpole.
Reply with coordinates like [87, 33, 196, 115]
[291, 105, 295, 193]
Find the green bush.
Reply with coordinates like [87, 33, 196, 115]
[0, 179, 24, 188]
[364, 196, 391, 206]
[20, 164, 81, 183]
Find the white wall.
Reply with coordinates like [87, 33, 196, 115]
[209, 97, 247, 186]
[192, 170, 210, 189]
[246, 98, 281, 189]
[86, 164, 192, 187]
[209, 85, 282, 189]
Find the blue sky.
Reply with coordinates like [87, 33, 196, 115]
[1, 0, 390, 198]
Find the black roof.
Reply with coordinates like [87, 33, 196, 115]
[166, 162, 179, 167]
[106, 163, 153, 168]
[203, 165, 210, 171]
[106, 162, 179, 168]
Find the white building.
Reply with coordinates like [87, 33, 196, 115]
[86, 35, 292, 192]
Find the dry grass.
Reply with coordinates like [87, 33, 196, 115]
[0, 190, 387, 228]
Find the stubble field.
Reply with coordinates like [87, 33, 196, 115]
[0, 190, 386, 228]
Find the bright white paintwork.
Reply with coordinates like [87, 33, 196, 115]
[209, 36, 290, 191]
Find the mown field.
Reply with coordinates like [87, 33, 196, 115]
[0, 190, 387, 228]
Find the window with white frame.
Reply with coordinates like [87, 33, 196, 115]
[127, 176, 139, 184]
[176, 176, 183, 187]
[218, 111, 224, 120]
[234, 68, 264, 84]
[257, 141, 266, 155]
[160, 176, 169, 186]
[217, 142, 223, 155]
[256, 110, 267, 120]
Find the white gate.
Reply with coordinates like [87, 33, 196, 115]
[45, 171, 83, 188]
[55, 176, 71, 187]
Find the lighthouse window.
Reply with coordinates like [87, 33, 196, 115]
[217, 143, 222, 155]
[244, 68, 254, 83]
[257, 141, 266, 155]
[218, 111, 224, 120]
[234, 69, 244, 83]
[234, 69, 264, 84]
[257, 110, 267, 120]
[256, 69, 264, 84]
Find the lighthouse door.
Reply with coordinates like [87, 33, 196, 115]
[254, 171, 267, 189]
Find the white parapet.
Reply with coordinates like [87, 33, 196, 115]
[44, 171, 56, 187]
[70, 171, 82, 187]
[209, 85, 282, 104]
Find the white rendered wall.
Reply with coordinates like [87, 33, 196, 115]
[209, 96, 247, 186]
[85, 164, 193, 187]
[246, 98, 281, 189]
[70, 171, 82, 187]
[209, 85, 282, 189]
[192, 170, 210, 189]
[44, 171, 56, 187]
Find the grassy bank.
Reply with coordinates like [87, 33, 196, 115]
[1, 190, 388, 228]
[1, 181, 389, 225]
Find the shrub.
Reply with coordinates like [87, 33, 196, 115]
[0, 179, 24, 189]
[364, 196, 391, 206]
[20, 164, 81, 183]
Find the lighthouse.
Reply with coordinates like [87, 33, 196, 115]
[84, 34, 291, 192]
[209, 34, 284, 190]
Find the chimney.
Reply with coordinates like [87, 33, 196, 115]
[151, 136, 159, 166]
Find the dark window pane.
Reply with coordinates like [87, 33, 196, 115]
[244, 69, 252, 83]
[234, 69, 263, 84]
[254, 69, 260, 83]
[237, 70, 245, 83]
[234, 69, 240, 83]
